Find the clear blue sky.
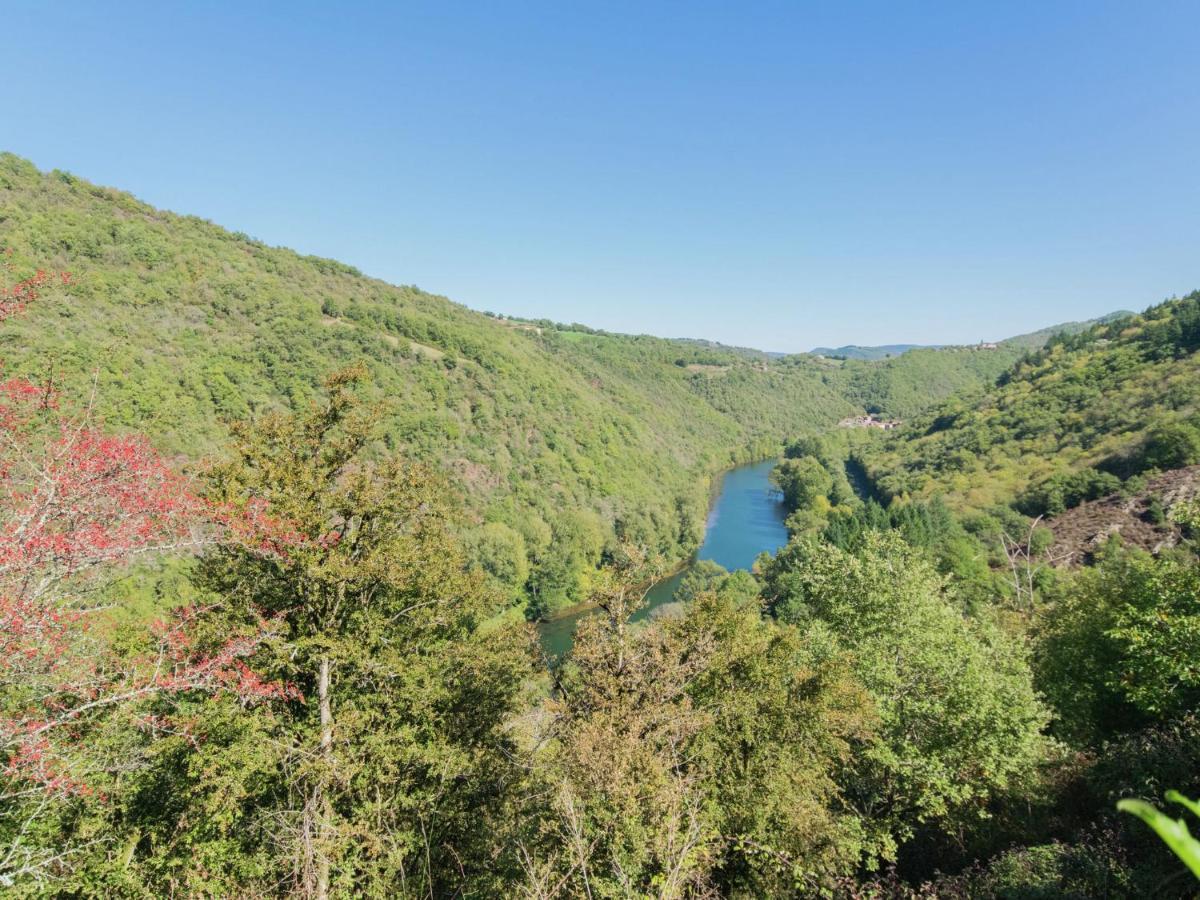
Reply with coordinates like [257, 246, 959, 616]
[4, 2, 1197, 350]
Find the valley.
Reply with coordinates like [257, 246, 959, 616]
[5, 3, 1198, 895]
[1, 154, 1198, 897]
[0, 153, 1026, 624]
[538, 456, 788, 657]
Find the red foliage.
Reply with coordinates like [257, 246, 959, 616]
[0, 264, 298, 805]
[0, 405, 209, 595]
[0, 251, 69, 322]
[3, 733, 92, 799]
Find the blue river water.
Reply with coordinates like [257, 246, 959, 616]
[537, 458, 789, 657]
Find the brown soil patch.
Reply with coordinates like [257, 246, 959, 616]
[1048, 465, 1200, 565]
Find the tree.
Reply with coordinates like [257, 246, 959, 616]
[1141, 422, 1200, 472]
[525, 556, 718, 898]
[526, 511, 608, 620]
[674, 562, 761, 610]
[0, 263, 287, 888]
[998, 515, 1065, 609]
[528, 553, 877, 897]
[0, 255, 67, 322]
[672, 590, 875, 894]
[761, 533, 1048, 857]
[673, 559, 730, 605]
[771, 456, 833, 512]
[469, 521, 530, 601]
[1039, 552, 1200, 744]
[188, 365, 535, 898]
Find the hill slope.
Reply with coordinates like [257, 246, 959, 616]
[832, 346, 1021, 420]
[811, 311, 1133, 362]
[859, 294, 1200, 515]
[1000, 309, 1135, 350]
[0, 153, 1047, 615]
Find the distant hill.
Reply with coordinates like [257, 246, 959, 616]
[811, 312, 1135, 360]
[1001, 309, 1134, 349]
[826, 346, 1022, 420]
[811, 344, 934, 360]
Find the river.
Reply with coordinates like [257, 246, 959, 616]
[538, 457, 789, 657]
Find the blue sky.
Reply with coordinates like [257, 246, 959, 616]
[4, 2, 1197, 350]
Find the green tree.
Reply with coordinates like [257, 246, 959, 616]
[771, 456, 834, 512]
[673, 559, 730, 604]
[469, 521, 530, 601]
[672, 590, 876, 894]
[761, 532, 1048, 857]
[1141, 421, 1200, 472]
[172, 367, 536, 897]
[1039, 552, 1200, 745]
[527, 561, 717, 898]
[673, 563, 762, 614]
[529, 559, 877, 897]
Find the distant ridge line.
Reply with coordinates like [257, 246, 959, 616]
[811, 310, 1136, 360]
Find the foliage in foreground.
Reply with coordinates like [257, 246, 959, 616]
[115, 368, 537, 897]
[1118, 792, 1200, 882]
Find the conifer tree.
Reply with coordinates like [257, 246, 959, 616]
[180, 365, 537, 897]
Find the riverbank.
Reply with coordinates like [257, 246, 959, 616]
[536, 557, 691, 628]
[538, 457, 789, 657]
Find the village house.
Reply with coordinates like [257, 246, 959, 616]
[839, 414, 901, 430]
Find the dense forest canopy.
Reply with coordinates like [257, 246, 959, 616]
[2, 153, 1199, 897]
[762, 293, 1200, 894]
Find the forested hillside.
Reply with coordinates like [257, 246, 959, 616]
[761, 292, 1200, 895]
[0, 153, 1011, 619]
[860, 294, 1200, 514]
[832, 346, 1020, 420]
[3, 152, 1199, 896]
[1000, 308, 1135, 350]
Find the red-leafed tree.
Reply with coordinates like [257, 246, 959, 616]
[0, 258, 292, 886]
[0, 248, 68, 323]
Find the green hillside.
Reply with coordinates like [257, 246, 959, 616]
[833, 345, 1021, 419]
[1000, 308, 1135, 350]
[5, 153, 1199, 896]
[0, 153, 1018, 618]
[859, 295, 1200, 514]
[765, 293, 1200, 613]
[812, 311, 1131, 365]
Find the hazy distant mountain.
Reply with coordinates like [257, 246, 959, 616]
[812, 311, 1136, 360]
[810, 343, 937, 360]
